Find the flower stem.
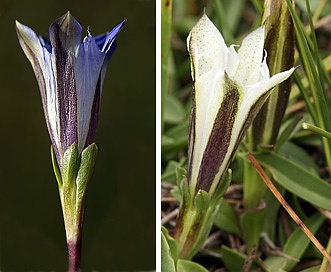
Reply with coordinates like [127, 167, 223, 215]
[68, 238, 82, 272]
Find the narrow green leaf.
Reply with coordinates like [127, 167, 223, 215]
[254, 152, 331, 210]
[176, 259, 208, 272]
[161, 0, 173, 133]
[164, 94, 186, 124]
[221, 245, 260, 272]
[278, 141, 319, 174]
[161, 228, 177, 272]
[286, 0, 331, 169]
[264, 213, 325, 271]
[214, 198, 241, 236]
[161, 158, 187, 184]
[302, 122, 331, 141]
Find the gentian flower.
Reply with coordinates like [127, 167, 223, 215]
[16, 12, 125, 168]
[16, 12, 125, 271]
[186, 14, 295, 198]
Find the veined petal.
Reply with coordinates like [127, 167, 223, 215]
[48, 12, 85, 157]
[96, 19, 126, 53]
[74, 36, 104, 153]
[235, 26, 265, 85]
[16, 21, 61, 160]
[189, 68, 226, 191]
[245, 67, 295, 98]
[16, 21, 44, 66]
[188, 13, 229, 80]
[49, 11, 82, 52]
[192, 74, 243, 195]
[75, 20, 125, 152]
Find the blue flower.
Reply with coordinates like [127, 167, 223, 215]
[16, 12, 125, 167]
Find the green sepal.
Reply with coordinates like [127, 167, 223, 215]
[175, 169, 232, 260]
[212, 168, 232, 204]
[193, 190, 210, 218]
[76, 143, 98, 201]
[177, 167, 191, 207]
[61, 142, 79, 187]
[51, 145, 62, 187]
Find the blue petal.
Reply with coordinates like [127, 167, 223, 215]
[74, 36, 105, 153]
[95, 19, 126, 53]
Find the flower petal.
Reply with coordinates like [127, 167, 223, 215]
[235, 26, 265, 85]
[16, 20, 61, 161]
[74, 36, 104, 152]
[188, 13, 229, 80]
[49, 11, 82, 52]
[189, 68, 226, 193]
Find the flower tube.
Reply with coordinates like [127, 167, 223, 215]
[187, 13, 294, 198]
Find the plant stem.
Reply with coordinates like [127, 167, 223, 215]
[68, 238, 82, 272]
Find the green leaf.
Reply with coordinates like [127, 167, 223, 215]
[286, 0, 331, 168]
[214, 198, 240, 236]
[161, 226, 177, 272]
[161, 158, 187, 184]
[254, 152, 331, 211]
[164, 94, 186, 124]
[221, 245, 246, 272]
[176, 259, 209, 272]
[264, 213, 325, 271]
[161, 0, 173, 133]
[162, 120, 189, 155]
[278, 141, 318, 174]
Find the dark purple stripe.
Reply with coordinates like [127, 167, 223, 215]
[196, 75, 239, 193]
[50, 20, 78, 157]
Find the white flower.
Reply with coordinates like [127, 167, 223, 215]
[187, 14, 295, 197]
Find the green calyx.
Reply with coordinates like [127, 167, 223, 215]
[174, 167, 232, 260]
[51, 142, 98, 243]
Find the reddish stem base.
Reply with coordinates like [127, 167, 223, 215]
[68, 239, 82, 272]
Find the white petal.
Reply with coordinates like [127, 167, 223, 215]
[188, 13, 229, 79]
[235, 26, 265, 85]
[248, 67, 295, 96]
[190, 68, 225, 183]
[226, 45, 240, 77]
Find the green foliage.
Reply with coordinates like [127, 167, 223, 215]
[254, 151, 331, 211]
